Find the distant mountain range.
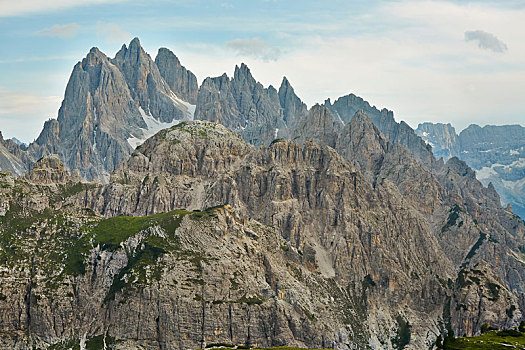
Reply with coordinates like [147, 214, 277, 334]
[416, 123, 525, 219]
[1, 38, 524, 349]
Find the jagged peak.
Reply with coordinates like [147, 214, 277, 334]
[278, 76, 296, 95]
[114, 37, 147, 61]
[129, 37, 141, 48]
[234, 62, 254, 81]
[344, 110, 383, 138]
[445, 156, 476, 178]
[351, 109, 371, 121]
[156, 47, 181, 64]
[310, 103, 327, 113]
[82, 47, 109, 68]
[280, 76, 290, 88]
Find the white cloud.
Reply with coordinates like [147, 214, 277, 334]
[465, 30, 508, 53]
[96, 22, 131, 44]
[36, 23, 80, 39]
[226, 38, 281, 62]
[0, 0, 125, 17]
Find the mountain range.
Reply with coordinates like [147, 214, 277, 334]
[0, 38, 524, 350]
[416, 123, 525, 219]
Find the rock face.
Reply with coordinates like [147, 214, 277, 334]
[112, 38, 193, 123]
[1, 121, 523, 349]
[22, 154, 81, 185]
[416, 122, 459, 160]
[155, 47, 199, 104]
[194, 64, 288, 145]
[416, 122, 525, 219]
[291, 104, 343, 148]
[0, 132, 27, 176]
[278, 77, 308, 131]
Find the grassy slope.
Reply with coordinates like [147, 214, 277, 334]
[444, 330, 525, 349]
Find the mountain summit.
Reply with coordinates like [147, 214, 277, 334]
[16, 39, 197, 182]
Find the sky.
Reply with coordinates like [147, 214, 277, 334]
[0, 0, 524, 144]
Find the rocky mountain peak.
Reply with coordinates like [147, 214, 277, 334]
[416, 122, 459, 160]
[234, 62, 255, 84]
[155, 47, 198, 104]
[446, 156, 476, 179]
[291, 104, 342, 148]
[280, 76, 291, 89]
[195, 63, 283, 145]
[15, 38, 197, 183]
[278, 76, 307, 128]
[82, 47, 108, 68]
[32, 154, 64, 171]
[351, 109, 372, 123]
[113, 38, 193, 123]
[335, 110, 389, 182]
[115, 37, 145, 61]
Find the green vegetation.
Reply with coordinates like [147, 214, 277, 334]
[0, 191, 223, 302]
[206, 343, 235, 348]
[391, 315, 411, 350]
[234, 295, 265, 305]
[89, 209, 192, 251]
[269, 138, 285, 145]
[437, 329, 525, 349]
[442, 204, 465, 233]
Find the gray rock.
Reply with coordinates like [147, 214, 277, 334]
[194, 63, 285, 146]
[155, 47, 199, 104]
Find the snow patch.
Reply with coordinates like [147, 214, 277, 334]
[502, 178, 525, 193]
[165, 91, 196, 120]
[421, 131, 429, 137]
[127, 107, 183, 149]
[509, 149, 520, 155]
[476, 158, 525, 180]
[274, 128, 279, 138]
[476, 166, 499, 181]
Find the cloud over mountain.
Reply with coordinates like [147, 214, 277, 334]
[226, 38, 281, 61]
[37, 23, 80, 39]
